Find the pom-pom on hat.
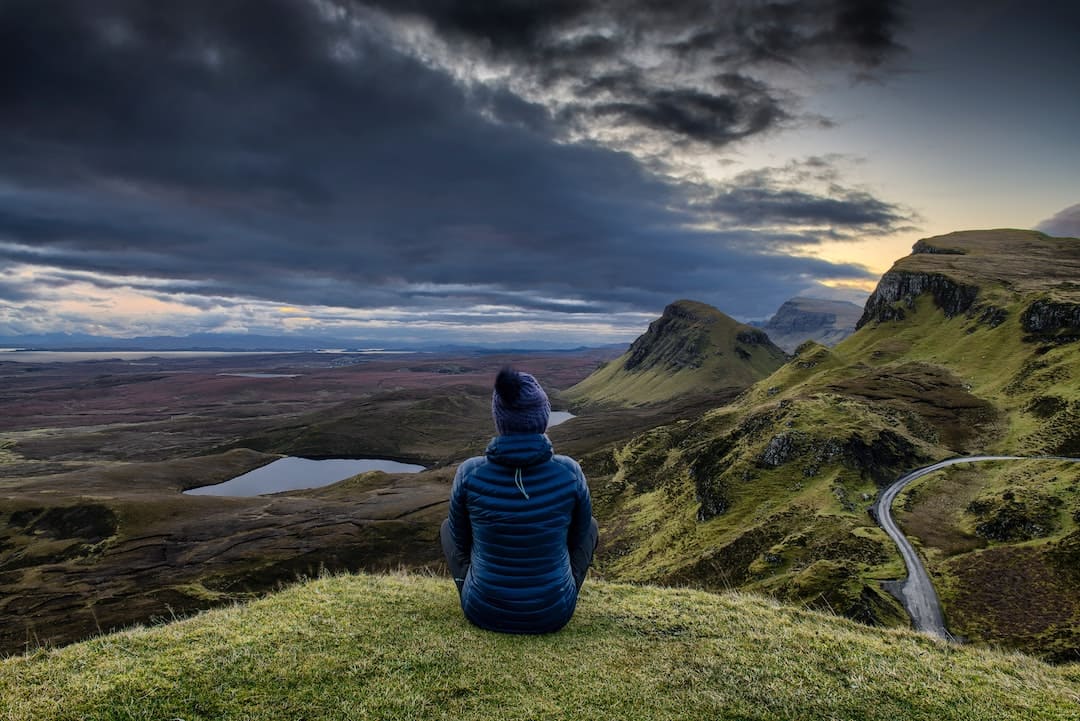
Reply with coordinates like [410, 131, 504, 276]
[492, 367, 551, 435]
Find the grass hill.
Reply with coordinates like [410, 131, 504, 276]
[565, 299, 787, 406]
[3, 573, 1079, 721]
[587, 230, 1080, 659]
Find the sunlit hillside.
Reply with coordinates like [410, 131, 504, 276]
[588, 230, 1080, 658]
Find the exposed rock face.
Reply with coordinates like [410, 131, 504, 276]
[857, 271, 979, 329]
[624, 302, 711, 372]
[690, 437, 736, 520]
[912, 239, 967, 255]
[759, 432, 801, 468]
[762, 297, 862, 353]
[1021, 299, 1080, 342]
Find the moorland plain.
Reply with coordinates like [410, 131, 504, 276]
[0, 349, 643, 653]
[2, 347, 743, 654]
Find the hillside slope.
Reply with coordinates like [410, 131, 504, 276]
[565, 299, 787, 406]
[591, 230, 1080, 658]
[2, 573, 1078, 721]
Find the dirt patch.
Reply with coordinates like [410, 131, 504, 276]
[941, 545, 1080, 661]
[828, 362, 999, 452]
[897, 467, 988, 557]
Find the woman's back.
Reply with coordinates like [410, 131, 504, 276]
[449, 433, 591, 633]
[441, 367, 597, 634]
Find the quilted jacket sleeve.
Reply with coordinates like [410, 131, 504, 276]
[447, 458, 477, 562]
[565, 459, 593, 555]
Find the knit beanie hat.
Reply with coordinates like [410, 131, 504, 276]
[492, 367, 551, 435]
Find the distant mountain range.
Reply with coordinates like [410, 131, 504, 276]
[2, 293, 863, 356]
[0, 332, 621, 353]
[0, 332, 361, 351]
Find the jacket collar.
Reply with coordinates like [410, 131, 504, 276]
[485, 433, 554, 468]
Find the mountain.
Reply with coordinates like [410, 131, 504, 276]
[564, 299, 788, 406]
[3, 573, 1077, 720]
[588, 230, 1080, 659]
[762, 296, 863, 353]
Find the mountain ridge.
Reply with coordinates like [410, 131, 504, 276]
[587, 229, 1080, 659]
[565, 299, 787, 406]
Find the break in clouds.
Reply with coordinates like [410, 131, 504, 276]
[0, 0, 915, 340]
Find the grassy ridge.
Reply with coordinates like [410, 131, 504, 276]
[2, 573, 1079, 721]
[585, 232, 1080, 654]
[566, 300, 786, 406]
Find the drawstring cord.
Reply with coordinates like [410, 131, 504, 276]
[514, 467, 530, 499]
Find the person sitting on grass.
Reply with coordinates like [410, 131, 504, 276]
[440, 367, 599, 634]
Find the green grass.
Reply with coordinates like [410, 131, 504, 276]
[2, 572, 1079, 721]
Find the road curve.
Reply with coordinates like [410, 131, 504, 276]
[874, 455, 1051, 640]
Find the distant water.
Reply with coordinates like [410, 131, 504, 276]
[0, 349, 418, 363]
[548, 411, 575, 428]
[217, 373, 300, 378]
[0, 350, 293, 363]
[185, 457, 426, 497]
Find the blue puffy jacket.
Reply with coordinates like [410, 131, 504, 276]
[446, 433, 593, 634]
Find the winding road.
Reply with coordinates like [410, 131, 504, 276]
[873, 455, 1080, 640]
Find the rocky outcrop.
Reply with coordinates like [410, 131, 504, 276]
[966, 491, 1063, 542]
[736, 329, 771, 346]
[857, 271, 979, 329]
[624, 302, 712, 372]
[1020, 299, 1080, 342]
[690, 437, 736, 520]
[912, 239, 967, 255]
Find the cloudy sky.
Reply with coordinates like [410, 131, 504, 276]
[2, 0, 1077, 346]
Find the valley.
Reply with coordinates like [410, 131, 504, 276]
[2, 229, 1080, 662]
[0, 348, 624, 653]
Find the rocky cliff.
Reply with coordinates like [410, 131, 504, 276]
[763, 297, 863, 352]
[857, 271, 980, 328]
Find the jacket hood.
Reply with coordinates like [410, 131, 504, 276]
[485, 433, 554, 468]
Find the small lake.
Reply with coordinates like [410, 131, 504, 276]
[185, 457, 426, 497]
[187, 412, 576, 497]
[548, 411, 574, 428]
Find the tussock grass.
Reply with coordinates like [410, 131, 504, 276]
[3, 573, 1079, 721]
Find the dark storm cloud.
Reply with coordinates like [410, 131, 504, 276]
[691, 160, 915, 234]
[372, 0, 907, 148]
[588, 78, 788, 146]
[375, 0, 906, 68]
[0, 0, 903, 328]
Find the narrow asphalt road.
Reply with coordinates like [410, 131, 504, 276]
[873, 455, 1080, 640]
